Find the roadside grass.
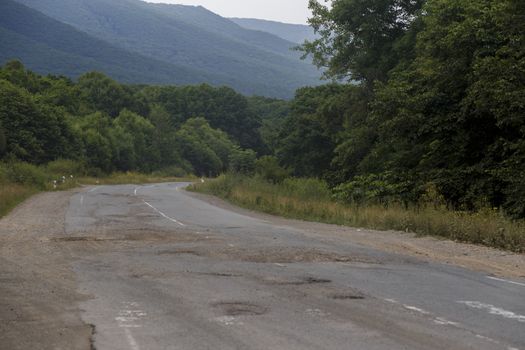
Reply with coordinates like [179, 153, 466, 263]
[0, 183, 38, 218]
[189, 174, 525, 253]
[0, 161, 195, 219]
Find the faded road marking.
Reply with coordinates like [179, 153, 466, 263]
[124, 328, 140, 350]
[88, 186, 99, 193]
[458, 301, 525, 323]
[487, 276, 525, 288]
[402, 305, 430, 315]
[115, 302, 146, 350]
[143, 200, 186, 226]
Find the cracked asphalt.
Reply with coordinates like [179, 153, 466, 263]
[1, 182, 524, 350]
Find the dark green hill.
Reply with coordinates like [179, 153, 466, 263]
[13, 0, 321, 97]
[230, 18, 318, 44]
[0, 0, 241, 86]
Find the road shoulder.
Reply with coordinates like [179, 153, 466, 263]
[0, 190, 93, 350]
[184, 189, 525, 279]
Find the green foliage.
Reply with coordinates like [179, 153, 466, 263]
[229, 149, 256, 175]
[303, 0, 424, 84]
[0, 78, 78, 163]
[45, 159, 85, 177]
[255, 156, 290, 183]
[175, 118, 239, 176]
[0, 121, 6, 157]
[3, 161, 48, 188]
[333, 174, 406, 206]
[143, 85, 264, 151]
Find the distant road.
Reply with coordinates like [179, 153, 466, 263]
[1, 183, 524, 349]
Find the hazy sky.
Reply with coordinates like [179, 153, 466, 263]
[144, 0, 312, 24]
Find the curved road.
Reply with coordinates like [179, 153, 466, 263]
[3, 182, 523, 349]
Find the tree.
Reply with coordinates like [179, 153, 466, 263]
[368, 0, 525, 212]
[0, 79, 77, 163]
[175, 118, 238, 176]
[302, 0, 425, 85]
[114, 109, 158, 171]
[0, 121, 6, 158]
[229, 149, 256, 175]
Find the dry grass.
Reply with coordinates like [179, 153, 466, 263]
[0, 183, 38, 218]
[191, 175, 525, 252]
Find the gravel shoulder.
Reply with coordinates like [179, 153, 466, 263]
[185, 190, 525, 279]
[0, 189, 93, 350]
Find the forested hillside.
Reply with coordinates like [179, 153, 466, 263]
[9, 0, 321, 98]
[230, 18, 317, 44]
[0, 0, 220, 86]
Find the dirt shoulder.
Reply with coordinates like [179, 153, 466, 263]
[186, 190, 525, 279]
[0, 190, 92, 350]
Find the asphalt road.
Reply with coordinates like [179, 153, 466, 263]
[30, 183, 525, 349]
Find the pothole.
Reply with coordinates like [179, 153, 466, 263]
[157, 249, 203, 256]
[51, 231, 212, 243]
[213, 302, 267, 316]
[331, 293, 365, 300]
[172, 246, 379, 264]
[266, 276, 332, 285]
[194, 272, 242, 277]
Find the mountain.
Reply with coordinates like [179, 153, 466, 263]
[10, 0, 321, 97]
[0, 0, 229, 86]
[230, 18, 318, 44]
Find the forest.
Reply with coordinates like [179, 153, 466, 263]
[1, 0, 524, 249]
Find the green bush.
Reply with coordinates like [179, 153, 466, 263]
[229, 149, 256, 175]
[151, 165, 188, 177]
[45, 159, 86, 177]
[255, 156, 290, 183]
[4, 162, 48, 188]
[280, 178, 331, 200]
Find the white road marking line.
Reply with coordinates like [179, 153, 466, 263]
[124, 328, 140, 350]
[143, 200, 185, 226]
[487, 276, 525, 287]
[88, 186, 99, 193]
[116, 302, 146, 350]
[433, 317, 459, 326]
[134, 187, 139, 196]
[386, 300, 461, 328]
[458, 301, 525, 323]
[402, 305, 431, 315]
[214, 316, 244, 326]
[80, 195, 84, 206]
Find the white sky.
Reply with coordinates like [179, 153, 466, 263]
[143, 0, 312, 24]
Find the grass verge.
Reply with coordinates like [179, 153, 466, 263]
[189, 174, 525, 253]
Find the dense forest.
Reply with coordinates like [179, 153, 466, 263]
[1, 0, 524, 222]
[0, 61, 266, 177]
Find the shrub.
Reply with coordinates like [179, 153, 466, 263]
[45, 159, 86, 177]
[229, 149, 256, 175]
[4, 162, 48, 188]
[255, 156, 290, 183]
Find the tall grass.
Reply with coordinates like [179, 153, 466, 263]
[190, 174, 525, 252]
